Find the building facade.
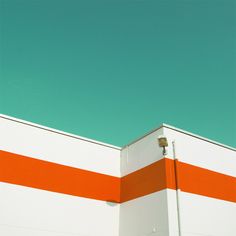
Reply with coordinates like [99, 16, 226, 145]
[0, 114, 236, 236]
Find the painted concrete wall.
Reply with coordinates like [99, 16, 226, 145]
[163, 126, 236, 176]
[0, 182, 120, 236]
[119, 190, 171, 236]
[119, 127, 179, 236]
[0, 115, 120, 236]
[119, 125, 236, 236]
[1, 115, 235, 236]
[121, 128, 164, 177]
[163, 126, 236, 236]
[0, 115, 120, 176]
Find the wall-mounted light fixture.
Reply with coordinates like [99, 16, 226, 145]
[158, 135, 168, 155]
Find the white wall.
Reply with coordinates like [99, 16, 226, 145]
[1, 115, 235, 236]
[119, 127, 179, 236]
[163, 126, 236, 236]
[121, 128, 164, 177]
[120, 125, 236, 236]
[0, 115, 120, 236]
[0, 115, 120, 177]
[163, 126, 236, 176]
[178, 191, 236, 236]
[0, 182, 120, 236]
[119, 190, 171, 236]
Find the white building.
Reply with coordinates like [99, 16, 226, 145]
[0, 114, 235, 236]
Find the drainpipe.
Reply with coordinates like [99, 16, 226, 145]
[172, 141, 182, 236]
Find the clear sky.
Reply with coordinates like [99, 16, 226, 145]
[0, 0, 235, 147]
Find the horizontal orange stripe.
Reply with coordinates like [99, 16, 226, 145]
[177, 161, 236, 203]
[121, 158, 236, 203]
[1, 150, 236, 203]
[121, 158, 176, 202]
[0, 150, 120, 202]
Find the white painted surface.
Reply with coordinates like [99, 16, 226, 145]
[0, 114, 120, 149]
[120, 128, 164, 176]
[120, 125, 236, 236]
[166, 189, 181, 236]
[163, 126, 236, 236]
[178, 191, 236, 236]
[0, 182, 120, 236]
[163, 126, 236, 177]
[119, 190, 170, 236]
[0, 116, 120, 177]
[119, 128, 179, 236]
[1, 115, 235, 236]
[0, 115, 121, 236]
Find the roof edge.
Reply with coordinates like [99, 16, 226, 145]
[0, 114, 121, 150]
[122, 123, 235, 151]
[122, 124, 164, 149]
[1, 114, 234, 152]
[162, 123, 236, 151]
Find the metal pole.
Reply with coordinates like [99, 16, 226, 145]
[172, 141, 182, 236]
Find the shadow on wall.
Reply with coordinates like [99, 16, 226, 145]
[106, 200, 119, 207]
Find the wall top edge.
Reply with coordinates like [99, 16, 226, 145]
[0, 114, 121, 150]
[123, 123, 235, 151]
[1, 114, 235, 152]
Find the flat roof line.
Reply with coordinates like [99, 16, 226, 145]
[1, 114, 235, 152]
[122, 124, 164, 148]
[123, 123, 235, 151]
[0, 114, 121, 150]
[162, 124, 236, 151]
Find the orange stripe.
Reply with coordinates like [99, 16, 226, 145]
[121, 159, 236, 203]
[177, 161, 236, 203]
[1, 150, 236, 203]
[0, 150, 120, 202]
[121, 158, 176, 202]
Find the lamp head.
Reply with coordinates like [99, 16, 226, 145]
[158, 135, 168, 147]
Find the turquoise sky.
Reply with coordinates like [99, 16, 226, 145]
[1, 0, 235, 147]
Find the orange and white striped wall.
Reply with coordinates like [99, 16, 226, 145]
[0, 114, 235, 236]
